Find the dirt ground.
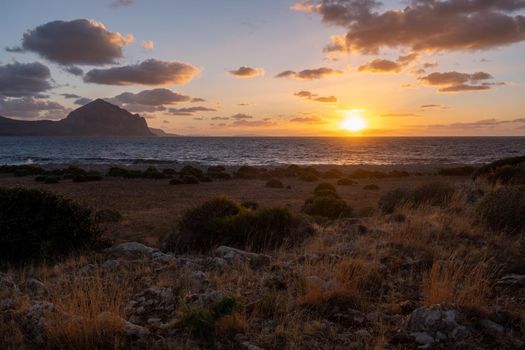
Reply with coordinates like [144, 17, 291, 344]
[0, 174, 465, 246]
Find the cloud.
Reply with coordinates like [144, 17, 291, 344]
[229, 66, 264, 78]
[294, 90, 338, 103]
[294, 0, 525, 55]
[191, 97, 206, 103]
[231, 118, 277, 127]
[276, 67, 343, 80]
[74, 97, 92, 105]
[84, 59, 200, 85]
[8, 19, 133, 66]
[111, 88, 194, 106]
[167, 106, 217, 116]
[290, 116, 327, 124]
[0, 96, 68, 119]
[381, 113, 420, 117]
[358, 52, 419, 74]
[358, 59, 402, 73]
[63, 66, 84, 76]
[428, 118, 525, 130]
[231, 113, 253, 120]
[420, 104, 448, 110]
[0, 62, 52, 97]
[111, 0, 134, 8]
[141, 40, 154, 50]
[211, 117, 230, 121]
[418, 71, 499, 92]
[61, 93, 80, 99]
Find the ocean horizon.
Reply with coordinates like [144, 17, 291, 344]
[1, 136, 524, 167]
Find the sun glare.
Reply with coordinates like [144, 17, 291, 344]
[341, 109, 367, 132]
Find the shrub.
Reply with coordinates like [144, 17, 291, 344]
[106, 167, 142, 178]
[378, 188, 409, 214]
[314, 182, 336, 194]
[0, 165, 46, 177]
[265, 179, 284, 188]
[72, 174, 103, 183]
[241, 201, 259, 210]
[179, 165, 204, 178]
[349, 168, 409, 179]
[0, 188, 99, 264]
[337, 177, 356, 186]
[363, 184, 379, 191]
[181, 296, 237, 342]
[301, 194, 352, 219]
[164, 198, 311, 253]
[200, 175, 213, 183]
[410, 182, 455, 207]
[438, 166, 477, 176]
[35, 175, 60, 184]
[473, 155, 525, 185]
[142, 166, 167, 179]
[207, 165, 226, 173]
[181, 175, 200, 184]
[476, 186, 525, 233]
[234, 165, 267, 179]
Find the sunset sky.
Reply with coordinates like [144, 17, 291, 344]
[0, 0, 524, 136]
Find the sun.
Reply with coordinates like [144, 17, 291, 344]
[340, 109, 367, 132]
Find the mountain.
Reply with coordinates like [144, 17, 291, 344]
[0, 99, 155, 137]
[149, 128, 179, 137]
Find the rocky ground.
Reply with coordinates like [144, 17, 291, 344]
[2, 197, 524, 349]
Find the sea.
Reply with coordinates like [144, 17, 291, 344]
[0, 136, 524, 167]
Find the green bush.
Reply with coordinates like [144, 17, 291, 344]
[337, 177, 356, 186]
[410, 182, 455, 207]
[241, 201, 259, 210]
[378, 188, 409, 214]
[476, 186, 525, 234]
[0, 188, 99, 264]
[181, 296, 237, 342]
[314, 182, 336, 194]
[182, 175, 200, 184]
[473, 155, 525, 184]
[164, 198, 311, 253]
[265, 179, 284, 188]
[301, 194, 352, 219]
[179, 165, 204, 178]
[320, 169, 344, 179]
[234, 165, 267, 179]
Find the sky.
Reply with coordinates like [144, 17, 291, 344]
[0, 0, 524, 136]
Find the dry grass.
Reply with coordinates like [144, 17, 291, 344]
[422, 254, 493, 310]
[45, 270, 131, 349]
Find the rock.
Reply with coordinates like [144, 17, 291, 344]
[25, 278, 48, 297]
[214, 246, 271, 268]
[189, 271, 209, 291]
[235, 333, 265, 350]
[0, 272, 17, 291]
[107, 242, 157, 259]
[79, 264, 97, 273]
[263, 273, 287, 290]
[496, 274, 525, 289]
[101, 259, 121, 271]
[478, 319, 505, 335]
[405, 305, 472, 344]
[97, 312, 150, 338]
[126, 287, 176, 325]
[411, 331, 435, 345]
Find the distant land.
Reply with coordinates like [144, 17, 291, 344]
[0, 99, 157, 137]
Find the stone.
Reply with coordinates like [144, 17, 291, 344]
[214, 246, 271, 268]
[411, 331, 435, 345]
[79, 264, 97, 273]
[97, 312, 150, 338]
[478, 319, 505, 335]
[107, 242, 157, 258]
[25, 278, 48, 297]
[101, 259, 121, 270]
[496, 274, 525, 289]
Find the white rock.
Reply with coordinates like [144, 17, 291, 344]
[214, 246, 271, 268]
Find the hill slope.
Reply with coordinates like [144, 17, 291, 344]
[0, 99, 155, 137]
